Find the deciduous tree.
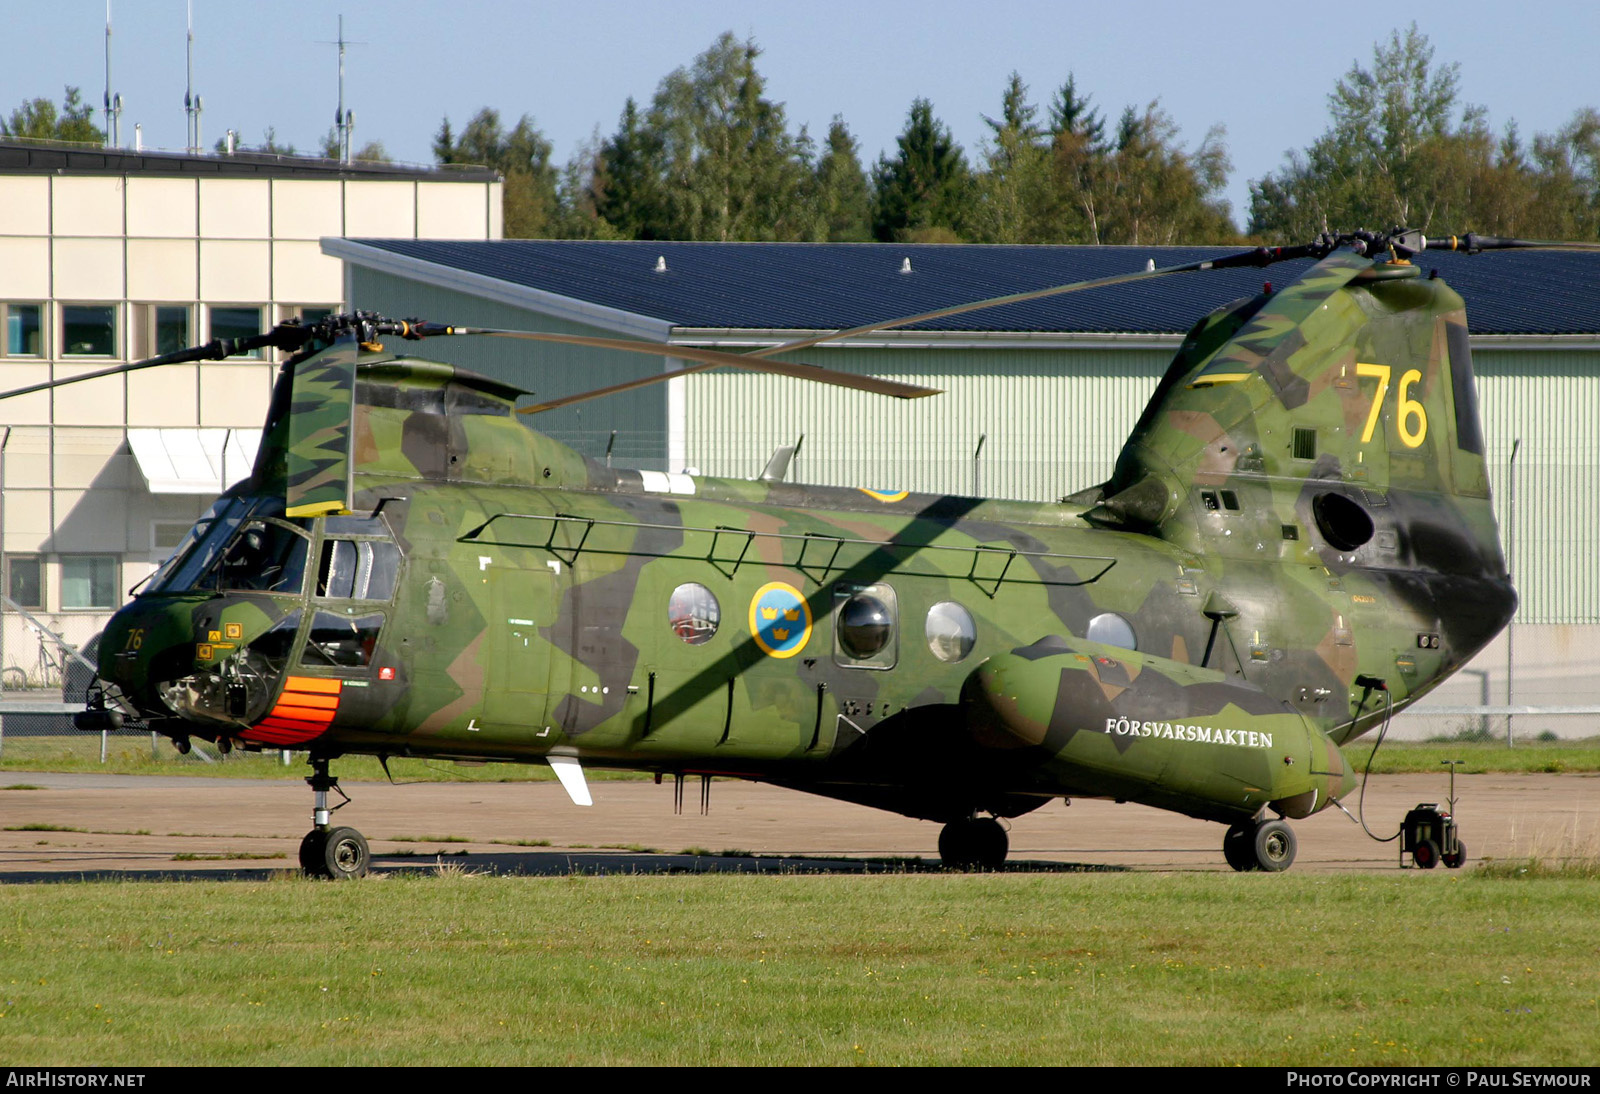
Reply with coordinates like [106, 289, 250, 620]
[2, 87, 103, 144]
[435, 108, 559, 238]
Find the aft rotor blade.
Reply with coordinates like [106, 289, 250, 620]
[454, 329, 941, 413]
[0, 333, 281, 403]
[737, 245, 1320, 360]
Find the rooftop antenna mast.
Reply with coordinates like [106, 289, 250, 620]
[184, 1, 203, 153]
[325, 15, 367, 163]
[103, 2, 122, 148]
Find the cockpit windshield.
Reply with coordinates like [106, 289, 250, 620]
[145, 498, 311, 595]
[144, 497, 259, 594]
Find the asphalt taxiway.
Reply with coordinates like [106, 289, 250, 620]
[2, 769, 1596, 881]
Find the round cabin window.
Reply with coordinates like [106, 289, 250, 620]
[1086, 612, 1137, 651]
[838, 591, 893, 659]
[926, 601, 976, 663]
[667, 583, 720, 645]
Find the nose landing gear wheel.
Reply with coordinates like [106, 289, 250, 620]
[300, 826, 370, 879]
[1222, 817, 1298, 872]
[938, 816, 1009, 869]
[299, 756, 367, 878]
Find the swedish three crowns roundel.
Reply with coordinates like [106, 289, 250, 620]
[748, 581, 812, 658]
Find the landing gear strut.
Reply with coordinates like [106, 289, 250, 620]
[938, 815, 1009, 869]
[299, 756, 368, 879]
[1222, 816, 1297, 872]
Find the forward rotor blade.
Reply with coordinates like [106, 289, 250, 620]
[1417, 232, 1600, 255]
[0, 333, 281, 403]
[453, 329, 941, 413]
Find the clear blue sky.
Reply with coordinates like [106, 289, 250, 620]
[7, 1, 1597, 232]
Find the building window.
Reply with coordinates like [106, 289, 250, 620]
[61, 305, 118, 357]
[284, 305, 336, 325]
[2, 304, 43, 357]
[5, 556, 43, 609]
[135, 305, 192, 358]
[60, 555, 119, 610]
[209, 306, 265, 357]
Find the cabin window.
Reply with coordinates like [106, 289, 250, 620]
[316, 539, 401, 601]
[668, 583, 720, 645]
[834, 583, 897, 670]
[926, 601, 976, 663]
[1086, 612, 1138, 651]
[301, 610, 384, 668]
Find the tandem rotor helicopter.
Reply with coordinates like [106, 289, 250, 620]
[6, 227, 1578, 878]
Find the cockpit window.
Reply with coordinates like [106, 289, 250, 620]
[316, 539, 401, 601]
[146, 497, 264, 593]
[301, 610, 384, 667]
[214, 520, 310, 594]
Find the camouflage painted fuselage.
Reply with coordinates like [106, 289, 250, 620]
[99, 251, 1515, 828]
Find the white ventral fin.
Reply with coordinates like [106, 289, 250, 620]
[548, 755, 593, 807]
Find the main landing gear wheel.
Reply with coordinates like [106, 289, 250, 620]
[300, 826, 370, 879]
[938, 816, 1009, 870]
[1222, 817, 1298, 872]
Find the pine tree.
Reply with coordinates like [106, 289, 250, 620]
[971, 73, 1050, 243]
[592, 99, 670, 239]
[872, 98, 971, 242]
[813, 117, 872, 242]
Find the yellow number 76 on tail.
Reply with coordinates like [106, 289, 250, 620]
[1356, 362, 1428, 448]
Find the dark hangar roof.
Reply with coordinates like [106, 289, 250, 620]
[349, 238, 1600, 337]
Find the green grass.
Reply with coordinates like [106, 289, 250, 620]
[1341, 737, 1600, 775]
[0, 871, 1595, 1066]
